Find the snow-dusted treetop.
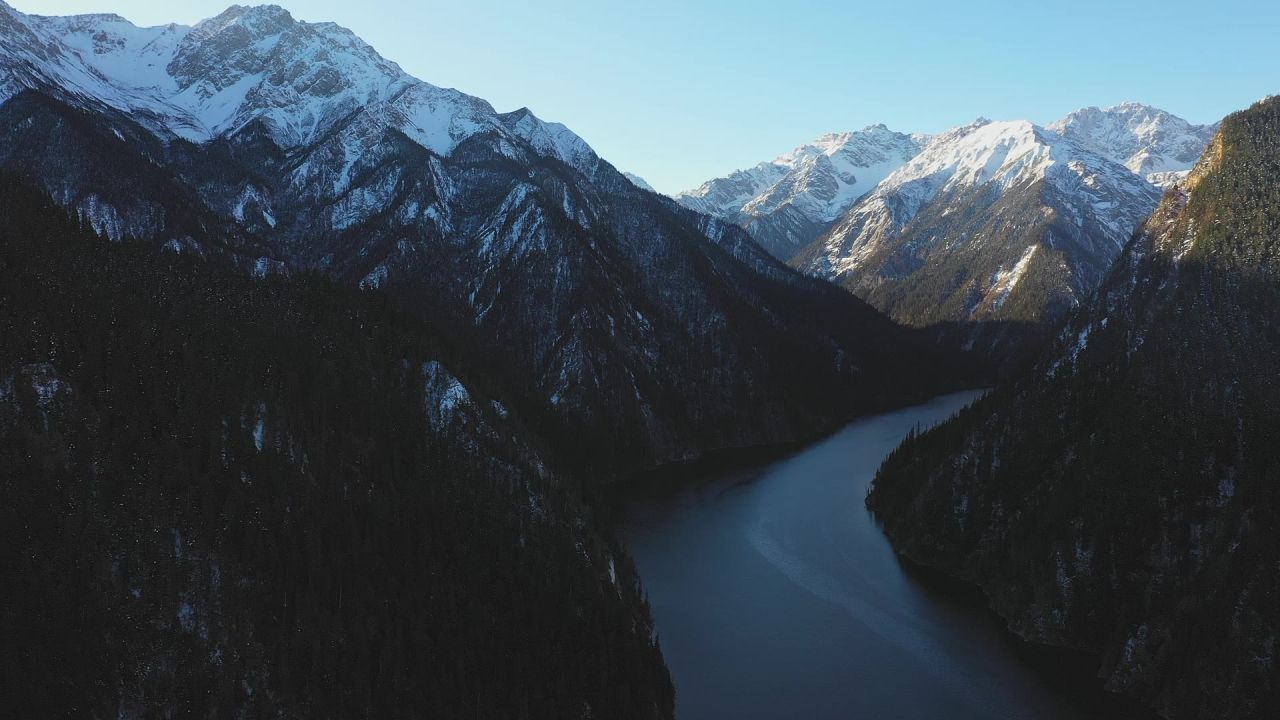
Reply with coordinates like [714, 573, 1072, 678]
[0, 2, 600, 171]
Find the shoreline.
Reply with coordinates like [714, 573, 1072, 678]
[884, 544, 1166, 720]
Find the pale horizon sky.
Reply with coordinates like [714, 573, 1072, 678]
[11, 0, 1278, 193]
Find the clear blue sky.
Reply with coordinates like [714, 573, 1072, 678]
[14, 0, 1278, 193]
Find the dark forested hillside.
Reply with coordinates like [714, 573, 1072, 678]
[867, 98, 1280, 719]
[0, 176, 672, 719]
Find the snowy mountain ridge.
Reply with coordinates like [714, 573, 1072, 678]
[810, 117, 1162, 278]
[742, 126, 932, 222]
[0, 2, 599, 171]
[1047, 101, 1218, 186]
[790, 115, 1165, 347]
[673, 125, 927, 258]
[680, 103, 1212, 265]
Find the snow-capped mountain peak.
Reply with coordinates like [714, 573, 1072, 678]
[1048, 101, 1217, 184]
[673, 162, 784, 218]
[840, 116, 1168, 235]
[674, 123, 927, 258]
[498, 107, 599, 173]
[879, 119, 1063, 208]
[794, 114, 1163, 335]
[0, 1, 597, 169]
[749, 123, 931, 221]
[194, 4, 296, 35]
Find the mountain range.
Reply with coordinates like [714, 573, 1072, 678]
[680, 103, 1216, 357]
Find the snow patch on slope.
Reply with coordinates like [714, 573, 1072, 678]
[422, 360, 472, 431]
[983, 244, 1038, 315]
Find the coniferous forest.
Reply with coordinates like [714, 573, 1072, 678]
[0, 175, 672, 718]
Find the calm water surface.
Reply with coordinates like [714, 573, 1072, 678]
[623, 391, 1150, 720]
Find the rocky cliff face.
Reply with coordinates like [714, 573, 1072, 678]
[867, 97, 1280, 720]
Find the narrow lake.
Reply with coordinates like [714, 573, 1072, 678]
[623, 391, 1151, 720]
